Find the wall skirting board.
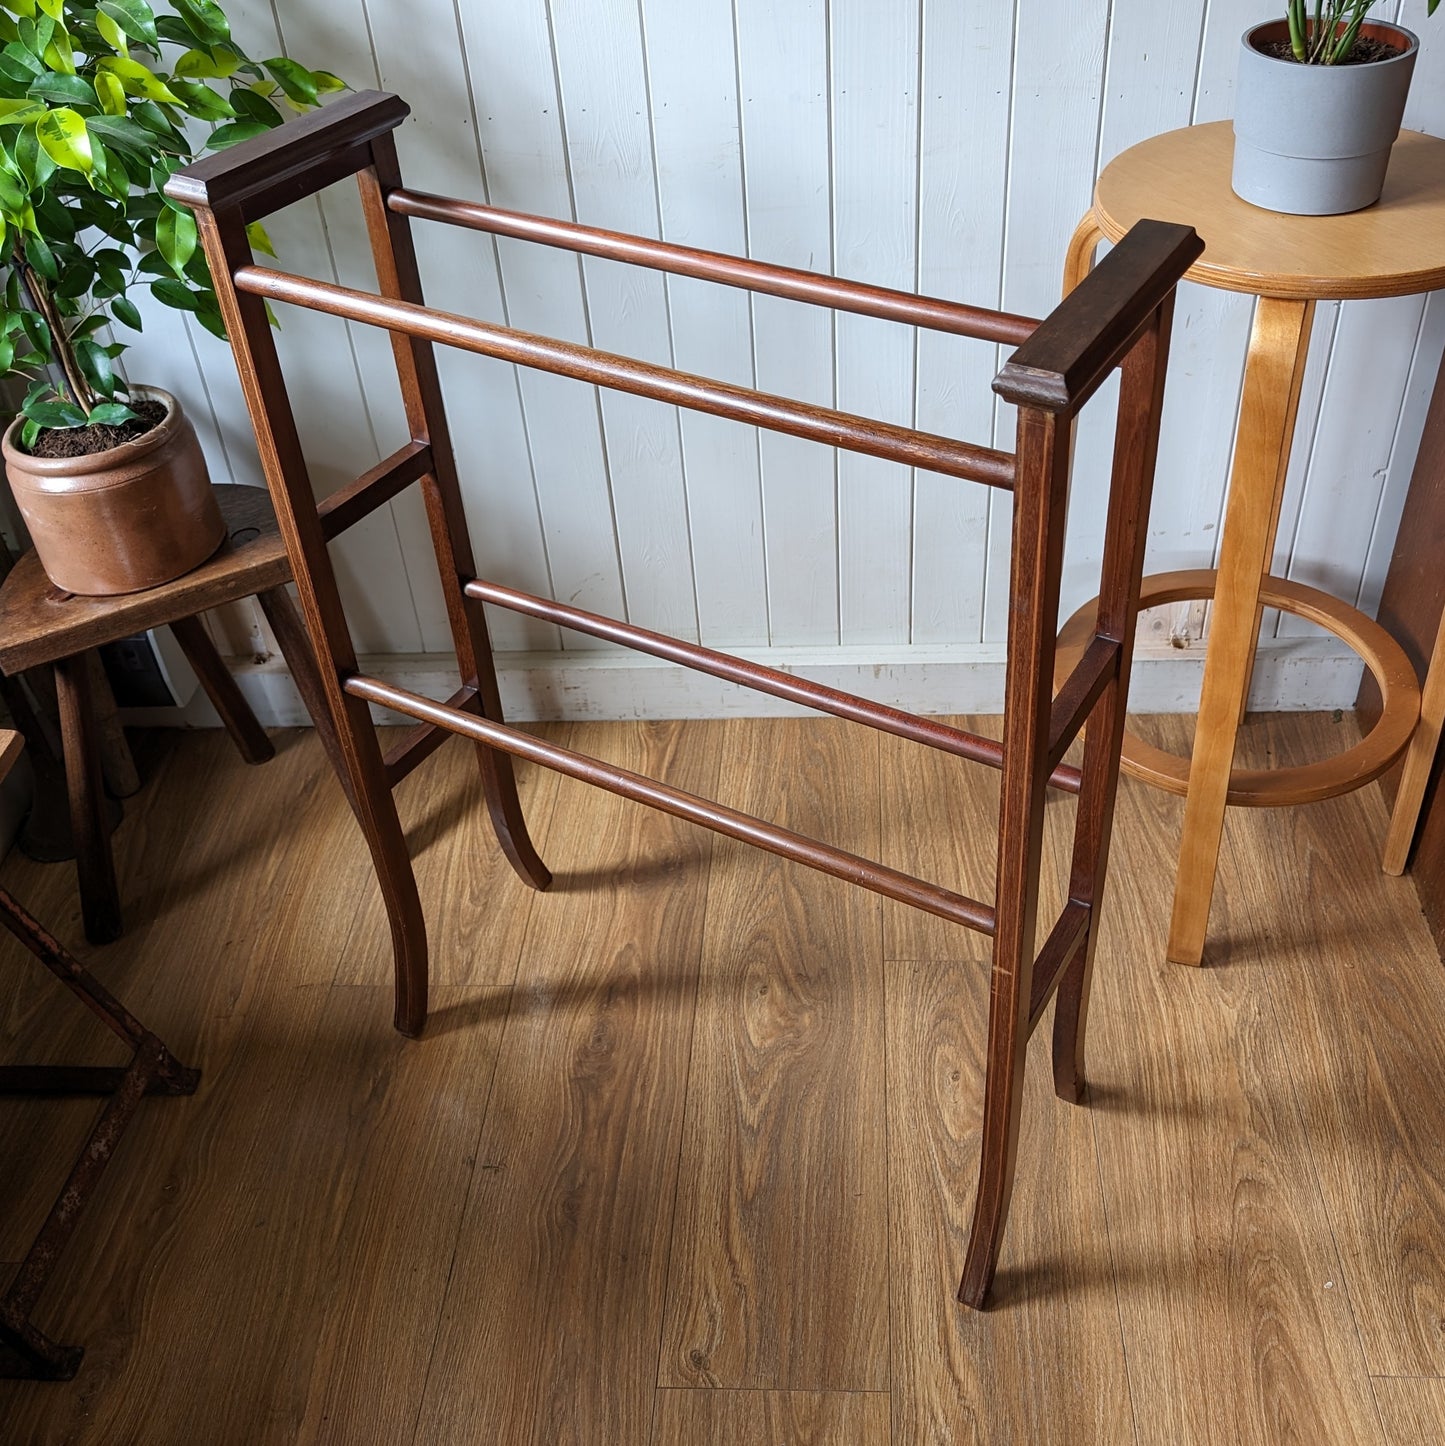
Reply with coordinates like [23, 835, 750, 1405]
[142, 637, 1367, 731]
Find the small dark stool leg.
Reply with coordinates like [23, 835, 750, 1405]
[53, 654, 122, 945]
[169, 614, 274, 765]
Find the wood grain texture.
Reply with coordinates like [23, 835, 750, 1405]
[651, 1387, 890, 1445]
[660, 718, 888, 1391]
[1370, 1376, 1445, 1444]
[1093, 124, 1445, 301]
[886, 955, 1134, 1445]
[413, 721, 720, 1446]
[1232, 716, 1445, 1379]
[1091, 715, 1390, 1446]
[7, 716, 1445, 1443]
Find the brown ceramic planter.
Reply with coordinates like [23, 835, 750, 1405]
[2, 386, 225, 596]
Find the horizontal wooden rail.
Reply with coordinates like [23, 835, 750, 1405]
[388, 188, 1039, 347]
[1027, 900, 1092, 1032]
[465, 575, 1084, 796]
[234, 266, 1016, 489]
[318, 441, 434, 542]
[345, 673, 997, 934]
[1046, 635, 1120, 774]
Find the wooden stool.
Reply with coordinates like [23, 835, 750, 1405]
[0, 485, 342, 945]
[1058, 121, 1445, 967]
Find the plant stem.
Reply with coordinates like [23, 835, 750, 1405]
[14, 259, 95, 413]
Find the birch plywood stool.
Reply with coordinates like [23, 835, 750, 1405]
[0, 485, 342, 945]
[1057, 121, 1445, 968]
[165, 90, 1203, 1309]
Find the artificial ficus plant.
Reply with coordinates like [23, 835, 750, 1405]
[0, 0, 345, 450]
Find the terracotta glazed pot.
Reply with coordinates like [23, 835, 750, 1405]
[1233, 19, 1419, 215]
[2, 386, 225, 596]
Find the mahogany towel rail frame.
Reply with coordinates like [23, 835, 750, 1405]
[167, 90, 1201, 1310]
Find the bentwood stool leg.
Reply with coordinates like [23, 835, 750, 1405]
[1166, 296, 1315, 965]
[1382, 600, 1445, 874]
[168, 614, 275, 766]
[52, 652, 122, 946]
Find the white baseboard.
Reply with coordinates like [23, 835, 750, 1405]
[141, 636, 1368, 730]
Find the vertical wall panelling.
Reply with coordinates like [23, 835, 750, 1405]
[548, 0, 699, 641]
[456, 0, 626, 640]
[832, 0, 919, 645]
[735, 0, 840, 645]
[641, 0, 770, 647]
[982, 0, 1111, 642]
[123, 0, 1444, 719]
[910, 0, 1012, 648]
[1063, 0, 1207, 628]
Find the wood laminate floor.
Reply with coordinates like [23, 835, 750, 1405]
[2, 713, 1443, 1444]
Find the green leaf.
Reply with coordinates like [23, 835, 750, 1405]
[24, 398, 88, 429]
[35, 106, 90, 173]
[110, 293, 141, 330]
[41, 29, 73, 76]
[98, 56, 181, 106]
[93, 247, 128, 293]
[149, 275, 197, 311]
[98, 0, 158, 48]
[0, 164, 23, 211]
[169, 78, 233, 120]
[0, 334, 12, 372]
[35, 0, 64, 19]
[204, 119, 268, 150]
[95, 69, 126, 116]
[312, 71, 347, 95]
[87, 113, 157, 161]
[14, 123, 53, 189]
[174, 45, 238, 79]
[22, 231, 55, 279]
[193, 302, 226, 339]
[155, 203, 196, 275]
[172, 0, 228, 47]
[25, 72, 93, 107]
[19, 307, 49, 355]
[54, 255, 94, 298]
[20, 417, 39, 449]
[263, 56, 318, 108]
[74, 335, 116, 397]
[86, 401, 138, 426]
[0, 97, 41, 124]
[228, 87, 282, 127]
[94, 7, 127, 55]
[7, 1, 36, 19]
[0, 43, 43, 85]
[245, 220, 276, 258]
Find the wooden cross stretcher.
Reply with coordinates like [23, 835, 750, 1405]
[167, 91, 1201, 1309]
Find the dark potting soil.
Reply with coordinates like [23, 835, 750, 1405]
[27, 398, 167, 459]
[1259, 36, 1401, 65]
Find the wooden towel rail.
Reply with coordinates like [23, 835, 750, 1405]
[167, 90, 1201, 1310]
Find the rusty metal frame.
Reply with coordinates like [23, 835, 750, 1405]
[166, 90, 1201, 1309]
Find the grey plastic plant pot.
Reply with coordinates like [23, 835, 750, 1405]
[1232, 18, 1419, 215]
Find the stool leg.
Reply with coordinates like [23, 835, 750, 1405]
[1166, 297, 1314, 965]
[169, 614, 274, 765]
[53, 655, 122, 945]
[255, 585, 357, 814]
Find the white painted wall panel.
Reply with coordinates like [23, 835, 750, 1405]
[112, 0, 1443, 718]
